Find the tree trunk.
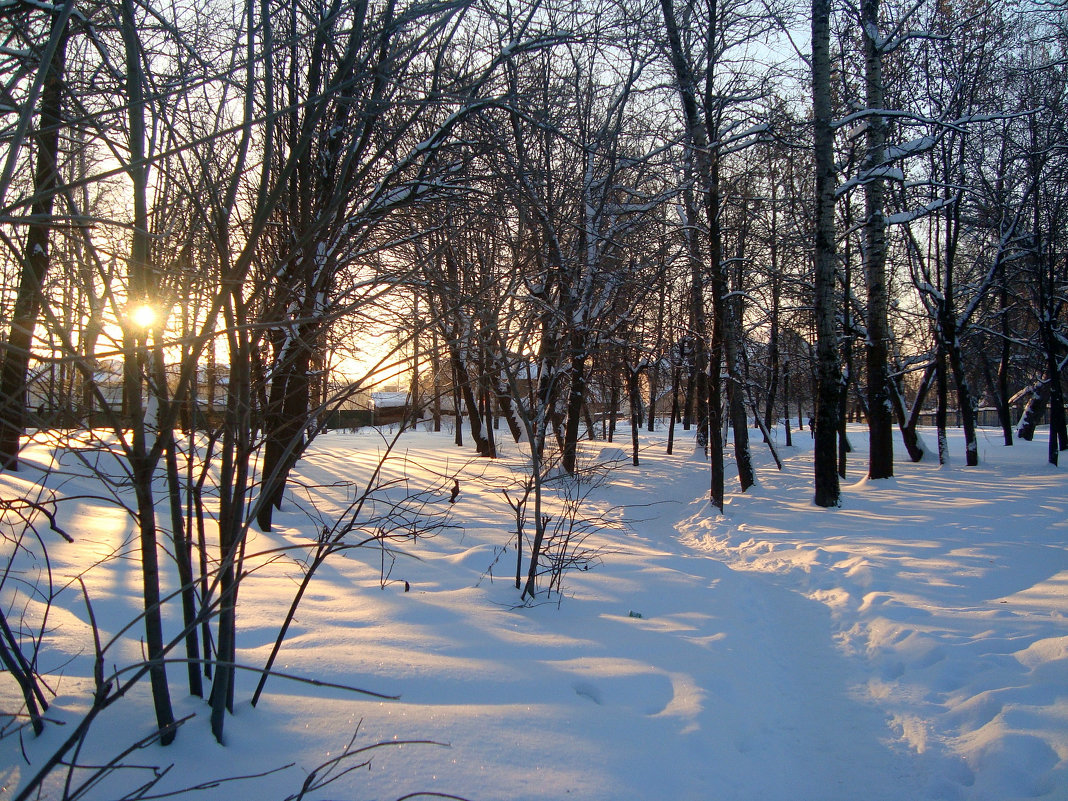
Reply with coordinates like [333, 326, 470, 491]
[1041, 276, 1068, 464]
[765, 231, 781, 435]
[936, 343, 949, 464]
[782, 360, 792, 448]
[121, 0, 176, 742]
[628, 365, 641, 465]
[667, 359, 680, 455]
[163, 401, 203, 698]
[942, 308, 979, 466]
[838, 202, 855, 479]
[561, 330, 588, 474]
[257, 332, 312, 531]
[0, 9, 70, 470]
[682, 349, 695, 431]
[608, 367, 620, 443]
[1016, 383, 1047, 442]
[718, 265, 755, 491]
[494, 360, 524, 442]
[862, 0, 894, 479]
[211, 294, 253, 743]
[477, 342, 497, 458]
[452, 357, 464, 447]
[890, 362, 932, 462]
[451, 346, 489, 456]
[997, 279, 1013, 445]
[431, 327, 442, 432]
[812, 0, 842, 507]
[705, 104, 753, 495]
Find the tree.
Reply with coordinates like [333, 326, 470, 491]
[658, 0, 771, 509]
[893, 0, 1018, 467]
[812, 0, 842, 506]
[861, 0, 894, 478]
[254, 0, 480, 531]
[0, 1, 72, 470]
[1012, 44, 1068, 463]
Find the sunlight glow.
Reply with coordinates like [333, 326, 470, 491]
[129, 304, 157, 329]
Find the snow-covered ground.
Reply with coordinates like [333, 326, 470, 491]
[2, 423, 1065, 801]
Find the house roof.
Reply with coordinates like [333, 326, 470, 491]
[371, 391, 409, 409]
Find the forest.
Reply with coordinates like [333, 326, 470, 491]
[0, 0, 1066, 796]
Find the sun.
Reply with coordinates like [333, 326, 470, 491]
[130, 304, 157, 329]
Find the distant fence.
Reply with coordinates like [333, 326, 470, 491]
[40, 403, 1065, 433]
[322, 409, 376, 429]
[47, 406, 382, 431]
[914, 407, 1064, 428]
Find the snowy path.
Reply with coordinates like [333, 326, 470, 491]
[663, 430, 1068, 801]
[555, 546, 932, 801]
[558, 442, 936, 801]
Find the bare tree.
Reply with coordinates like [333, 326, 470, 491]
[812, 0, 842, 506]
[658, 0, 772, 509]
[860, 0, 894, 478]
[0, 1, 73, 470]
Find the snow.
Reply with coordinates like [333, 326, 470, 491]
[371, 391, 410, 409]
[884, 135, 938, 161]
[888, 197, 954, 225]
[2, 424, 1066, 801]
